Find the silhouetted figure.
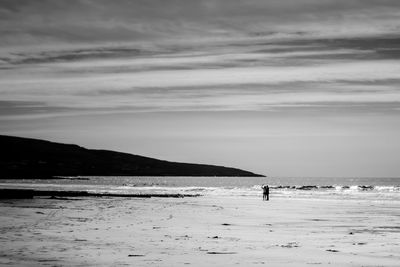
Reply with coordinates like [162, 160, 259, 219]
[262, 185, 269, 201]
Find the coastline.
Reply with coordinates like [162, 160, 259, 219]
[1, 194, 399, 266]
[0, 189, 201, 199]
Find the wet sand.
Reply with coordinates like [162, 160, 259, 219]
[0, 196, 399, 266]
[0, 188, 200, 199]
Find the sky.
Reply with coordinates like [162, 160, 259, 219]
[1, 0, 400, 177]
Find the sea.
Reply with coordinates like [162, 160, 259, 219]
[1, 176, 400, 201]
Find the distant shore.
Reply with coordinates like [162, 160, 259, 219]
[1, 135, 264, 178]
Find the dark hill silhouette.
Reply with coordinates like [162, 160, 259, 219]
[0, 135, 264, 178]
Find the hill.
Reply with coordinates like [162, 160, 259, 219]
[0, 135, 264, 178]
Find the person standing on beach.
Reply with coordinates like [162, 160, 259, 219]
[262, 185, 269, 201]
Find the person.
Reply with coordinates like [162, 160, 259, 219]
[262, 185, 270, 201]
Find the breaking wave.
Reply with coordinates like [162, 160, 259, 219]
[0, 176, 399, 201]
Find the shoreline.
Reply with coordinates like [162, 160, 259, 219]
[0, 189, 201, 199]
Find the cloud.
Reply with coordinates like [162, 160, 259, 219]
[1, 58, 400, 118]
[1, 1, 400, 118]
[1, 0, 400, 49]
[3, 35, 400, 70]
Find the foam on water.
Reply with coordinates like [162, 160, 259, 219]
[0, 176, 399, 201]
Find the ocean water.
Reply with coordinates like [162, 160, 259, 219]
[1, 176, 400, 201]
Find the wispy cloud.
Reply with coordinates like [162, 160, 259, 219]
[1, 1, 400, 119]
[1, 0, 400, 49]
[1, 57, 400, 118]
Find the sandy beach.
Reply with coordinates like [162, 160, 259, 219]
[2, 1, 400, 266]
[1, 195, 399, 266]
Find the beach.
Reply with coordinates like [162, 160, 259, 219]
[1, 194, 399, 266]
[2, 1, 400, 266]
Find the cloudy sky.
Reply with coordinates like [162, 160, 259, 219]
[1, 0, 400, 177]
